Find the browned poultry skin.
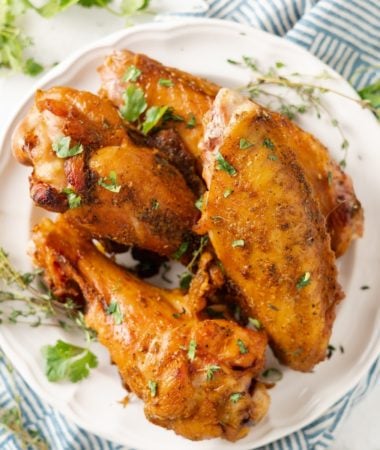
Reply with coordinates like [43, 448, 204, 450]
[32, 217, 269, 442]
[98, 50, 219, 164]
[198, 89, 344, 371]
[99, 51, 363, 256]
[12, 86, 199, 257]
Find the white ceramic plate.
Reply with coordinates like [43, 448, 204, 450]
[0, 19, 379, 450]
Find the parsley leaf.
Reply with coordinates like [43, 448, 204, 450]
[263, 138, 275, 150]
[224, 188, 233, 198]
[358, 80, 380, 119]
[105, 301, 123, 325]
[24, 58, 44, 76]
[296, 271, 311, 290]
[232, 239, 245, 248]
[215, 151, 237, 176]
[120, 85, 147, 122]
[98, 171, 121, 193]
[148, 380, 157, 397]
[62, 187, 81, 209]
[206, 365, 220, 381]
[239, 138, 253, 149]
[172, 241, 189, 260]
[186, 113, 197, 129]
[123, 65, 141, 82]
[187, 339, 197, 361]
[195, 195, 203, 211]
[52, 136, 83, 158]
[248, 317, 262, 330]
[237, 339, 248, 354]
[151, 198, 159, 210]
[42, 340, 98, 383]
[158, 78, 174, 87]
[261, 367, 283, 382]
[230, 392, 243, 403]
[179, 272, 192, 290]
[142, 105, 169, 134]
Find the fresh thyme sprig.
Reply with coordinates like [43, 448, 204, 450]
[179, 236, 209, 290]
[0, 349, 49, 450]
[232, 57, 379, 168]
[0, 248, 96, 342]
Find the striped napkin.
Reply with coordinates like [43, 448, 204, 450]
[1, 1, 379, 449]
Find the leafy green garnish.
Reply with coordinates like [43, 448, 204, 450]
[62, 187, 81, 209]
[296, 271, 311, 290]
[123, 65, 141, 82]
[223, 188, 233, 198]
[120, 85, 147, 122]
[151, 198, 159, 210]
[148, 380, 157, 397]
[263, 138, 275, 150]
[105, 301, 123, 325]
[230, 392, 243, 403]
[98, 171, 121, 193]
[248, 317, 262, 330]
[261, 367, 283, 383]
[268, 154, 278, 161]
[52, 136, 83, 158]
[358, 80, 380, 119]
[195, 195, 203, 211]
[206, 365, 220, 381]
[179, 272, 192, 290]
[186, 113, 197, 129]
[142, 105, 169, 134]
[42, 340, 98, 383]
[215, 151, 237, 176]
[172, 241, 189, 260]
[239, 138, 253, 149]
[187, 339, 197, 361]
[158, 78, 174, 87]
[232, 239, 245, 248]
[237, 339, 248, 354]
[23, 58, 44, 76]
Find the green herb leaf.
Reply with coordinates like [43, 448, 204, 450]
[123, 65, 141, 82]
[275, 61, 285, 69]
[62, 188, 81, 209]
[239, 138, 253, 149]
[195, 195, 203, 211]
[206, 364, 220, 381]
[326, 344, 336, 359]
[261, 367, 283, 382]
[186, 113, 197, 129]
[158, 78, 174, 87]
[232, 239, 245, 248]
[296, 271, 311, 290]
[120, 0, 150, 15]
[172, 241, 189, 260]
[248, 317, 262, 330]
[227, 59, 239, 65]
[98, 171, 121, 193]
[105, 301, 123, 325]
[172, 307, 186, 319]
[120, 85, 147, 122]
[263, 138, 275, 150]
[223, 188, 234, 198]
[267, 154, 278, 161]
[148, 380, 157, 397]
[151, 198, 160, 210]
[358, 80, 380, 119]
[237, 339, 248, 354]
[179, 272, 192, 290]
[42, 340, 98, 383]
[52, 136, 83, 158]
[142, 105, 169, 134]
[23, 58, 44, 76]
[187, 339, 197, 361]
[38, 0, 80, 18]
[230, 392, 243, 403]
[327, 171, 333, 186]
[215, 151, 237, 176]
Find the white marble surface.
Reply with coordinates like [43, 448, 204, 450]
[0, 7, 379, 450]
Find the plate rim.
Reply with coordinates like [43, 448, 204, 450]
[0, 17, 379, 450]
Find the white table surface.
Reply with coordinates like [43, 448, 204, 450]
[0, 7, 379, 450]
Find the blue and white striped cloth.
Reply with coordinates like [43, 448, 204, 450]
[1, 1, 379, 449]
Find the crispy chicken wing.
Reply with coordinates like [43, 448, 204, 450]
[99, 51, 363, 256]
[32, 217, 269, 442]
[197, 88, 344, 371]
[12, 87, 198, 257]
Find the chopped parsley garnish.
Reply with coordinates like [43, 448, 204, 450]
[105, 301, 123, 325]
[195, 195, 203, 211]
[142, 105, 169, 134]
[186, 113, 197, 129]
[326, 344, 336, 359]
[230, 392, 243, 403]
[237, 339, 248, 354]
[148, 380, 158, 397]
[275, 61, 285, 68]
[296, 271, 311, 290]
[187, 339, 197, 361]
[227, 58, 239, 65]
[205, 365, 220, 381]
[52, 136, 83, 159]
[327, 171, 333, 186]
[172, 241, 189, 260]
[232, 239, 245, 248]
[120, 85, 147, 122]
[179, 272, 192, 290]
[224, 188, 234, 198]
[123, 65, 141, 82]
[42, 340, 98, 383]
[24, 58, 44, 76]
[267, 154, 278, 161]
[98, 171, 121, 193]
[62, 187, 81, 209]
[248, 317, 262, 330]
[151, 199, 160, 210]
[261, 368, 283, 382]
[263, 137, 275, 150]
[215, 151, 237, 176]
[158, 78, 174, 87]
[172, 307, 186, 319]
[239, 138, 253, 149]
